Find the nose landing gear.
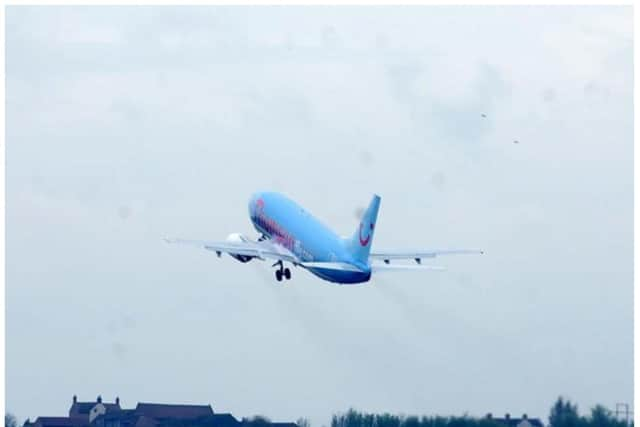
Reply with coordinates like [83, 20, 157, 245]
[273, 261, 292, 282]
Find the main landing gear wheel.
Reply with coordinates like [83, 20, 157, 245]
[273, 261, 292, 282]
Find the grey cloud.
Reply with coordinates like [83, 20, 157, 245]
[6, 6, 633, 427]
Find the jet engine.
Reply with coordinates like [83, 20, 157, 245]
[226, 233, 254, 263]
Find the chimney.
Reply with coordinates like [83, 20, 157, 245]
[522, 415, 528, 420]
[486, 414, 493, 420]
[116, 397, 120, 405]
[73, 395, 77, 404]
[97, 395, 102, 404]
[505, 414, 510, 420]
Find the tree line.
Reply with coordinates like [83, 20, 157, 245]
[324, 397, 632, 427]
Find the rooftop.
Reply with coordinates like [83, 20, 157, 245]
[134, 403, 214, 420]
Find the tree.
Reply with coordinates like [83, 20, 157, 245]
[242, 416, 272, 427]
[403, 415, 420, 427]
[587, 405, 627, 427]
[5, 414, 17, 427]
[549, 397, 586, 427]
[297, 418, 311, 427]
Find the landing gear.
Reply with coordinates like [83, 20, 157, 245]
[272, 261, 292, 282]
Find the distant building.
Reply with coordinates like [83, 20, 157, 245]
[485, 413, 544, 427]
[28, 417, 87, 427]
[93, 403, 215, 427]
[23, 397, 297, 427]
[69, 396, 122, 424]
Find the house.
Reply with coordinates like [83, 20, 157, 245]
[24, 396, 297, 427]
[25, 396, 122, 427]
[92, 403, 216, 427]
[28, 417, 87, 427]
[485, 413, 544, 427]
[135, 404, 214, 420]
[69, 396, 122, 422]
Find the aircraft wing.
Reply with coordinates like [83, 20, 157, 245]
[370, 263, 446, 272]
[369, 249, 483, 263]
[301, 261, 447, 273]
[165, 238, 300, 264]
[300, 262, 365, 272]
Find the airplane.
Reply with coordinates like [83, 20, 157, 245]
[166, 192, 483, 284]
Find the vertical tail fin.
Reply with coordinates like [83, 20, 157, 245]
[348, 194, 381, 263]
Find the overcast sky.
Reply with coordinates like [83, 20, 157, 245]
[6, 6, 633, 427]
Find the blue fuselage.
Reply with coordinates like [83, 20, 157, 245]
[248, 192, 371, 284]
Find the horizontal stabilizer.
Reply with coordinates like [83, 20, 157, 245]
[370, 249, 483, 261]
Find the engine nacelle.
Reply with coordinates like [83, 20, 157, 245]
[226, 233, 254, 263]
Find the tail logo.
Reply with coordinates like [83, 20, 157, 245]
[359, 222, 374, 246]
